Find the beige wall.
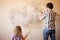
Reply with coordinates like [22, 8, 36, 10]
[0, 0, 60, 40]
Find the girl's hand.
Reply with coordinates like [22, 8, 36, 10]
[25, 34, 28, 39]
[24, 31, 31, 40]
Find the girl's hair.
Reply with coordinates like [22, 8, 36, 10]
[14, 25, 22, 36]
[15, 25, 22, 32]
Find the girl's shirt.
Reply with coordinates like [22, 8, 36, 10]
[12, 34, 23, 40]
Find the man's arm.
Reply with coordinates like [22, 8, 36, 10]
[38, 12, 46, 22]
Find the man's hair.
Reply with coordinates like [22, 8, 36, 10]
[46, 2, 53, 9]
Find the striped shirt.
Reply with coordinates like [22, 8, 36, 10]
[41, 10, 56, 30]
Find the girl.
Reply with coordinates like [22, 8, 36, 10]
[12, 25, 28, 40]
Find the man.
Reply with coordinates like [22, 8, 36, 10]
[40, 2, 58, 40]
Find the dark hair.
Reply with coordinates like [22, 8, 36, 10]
[16, 25, 22, 32]
[46, 2, 53, 9]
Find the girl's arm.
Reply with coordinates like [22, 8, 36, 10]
[21, 30, 31, 40]
[21, 34, 28, 40]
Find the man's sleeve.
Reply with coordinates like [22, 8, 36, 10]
[39, 13, 46, 20]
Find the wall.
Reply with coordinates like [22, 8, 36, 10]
[0, 0, 60, 40]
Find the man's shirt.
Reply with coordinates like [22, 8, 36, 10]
[41, 10, 56, 30]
